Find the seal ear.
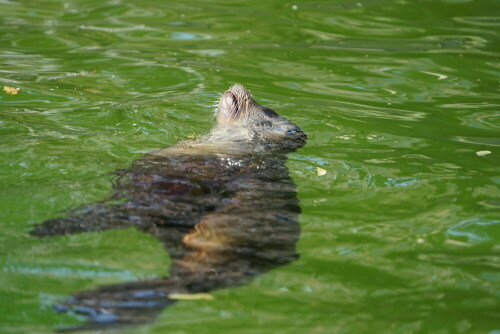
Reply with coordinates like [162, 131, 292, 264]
[216, 91, 240, 123]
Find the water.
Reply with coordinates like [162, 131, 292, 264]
[1, 0, 499, 333]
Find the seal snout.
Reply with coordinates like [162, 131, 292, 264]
[216, 91, 240, 123]
[217, 84, 253, 124]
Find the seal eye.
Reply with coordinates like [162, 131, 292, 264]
[257, 121, 272, 128]
[262, 107, 278, 118]
[216, 91, 240, 123]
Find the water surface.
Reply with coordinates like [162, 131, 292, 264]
[1, 0, 499, 333]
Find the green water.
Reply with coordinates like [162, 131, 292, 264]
[1, 0, 499, 333]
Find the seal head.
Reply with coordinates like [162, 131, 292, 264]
[213, 84, 306, 152]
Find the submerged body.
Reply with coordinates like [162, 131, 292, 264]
[32, 84, 306, 330]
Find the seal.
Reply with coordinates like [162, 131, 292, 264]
[31, 84, 306, 330]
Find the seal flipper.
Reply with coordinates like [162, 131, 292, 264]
[30, 203, 148, 237]
[53, 278, 178, 332]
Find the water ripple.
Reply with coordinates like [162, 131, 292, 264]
[1, 0, 499, 332]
